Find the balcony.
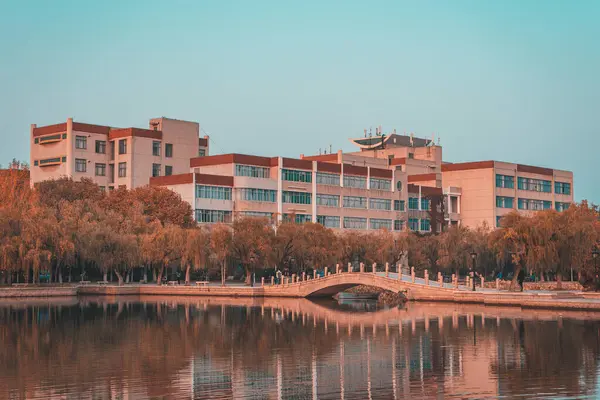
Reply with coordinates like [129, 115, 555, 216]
[36, 133, 64, 145]
[38, 157, 64, 167]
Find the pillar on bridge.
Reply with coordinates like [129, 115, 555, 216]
[292, 274, 296, 283]
[480, 276, 484, 288]
[314, 270, 317, 280]
[397, 264, 402, 280]
[424, 270, 429, 286]
[438, 272, 443, 287]
[271, 276, 275, 286]
[360, 263, 364, 273]
[372, 263, 377, 274]
[411, 267, 415, 283]
[261, 277, 265, 287]
[385, 263, 389, 277]
[324, 267, 328, 277]
[496, 278, 500, 290]
[302, 272, 306, 281]
[336, 264, 339, 274]
[466, 276, 470, 289]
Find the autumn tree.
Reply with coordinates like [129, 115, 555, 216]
[210, 224, 233, 286]
[231, 217, 274, 285]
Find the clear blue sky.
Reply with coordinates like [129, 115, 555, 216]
[1, 0, 598, 201]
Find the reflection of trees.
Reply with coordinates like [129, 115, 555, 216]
[0, 300, 599, 399]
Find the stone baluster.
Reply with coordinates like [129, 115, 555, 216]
[480, 276, 484, 288]
[360, 263, 364, 273]
[385, 262, 389, 277]
[292, 274, 297, 283]
[372, 263, 377, 274]
[496, 278, 500, 290]
[271, 276, 275, 286]
[336, 264, 339, 274]
[261, 277, 265, 287]
[438, 272, 443, 287]
[302, 272, 306, 282]
[424, 270, 429, 286]
[324, 267, 328, 277]
[313, 270, 317, 280]
[348, 262, 352, 273]
[397, 263, 402, 280]
[411, 267, 415, 283]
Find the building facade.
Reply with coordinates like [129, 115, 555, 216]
[30, 117, 209, 190]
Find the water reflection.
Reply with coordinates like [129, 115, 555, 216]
[1, 296, 600, 399]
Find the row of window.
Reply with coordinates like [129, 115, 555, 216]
[518, 177, 552, 193]
[282, 168, 312, 183]
[406, 197, 430, 211]
[151, 164, 173, 177]
[34, 156, 67, 166]
[235, 164, 270, 179]
[343, 175, 366, 189]
[555, 202, 571, 212]
[369, 177, 392, 191]
[496, 174, 571, 195]
[316, 172, 340, 186]
[496, 174, 514, 189]
[282, 191, 312, 204]
[73, 159, 171, 179]
[34, 133, 67, 144]
[151, 141, 173, 157]
[496, 196, 514, 209]
[497, 196, 571, 212]
[239, 188, 277, 202]
[196, 185, 232, 200]
[555, 182, 571, 195]
[74, 136, 175, 158]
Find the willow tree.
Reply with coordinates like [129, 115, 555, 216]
[181, 227, 210, 285]
[231, 217, 274, 285]
[210, 223, 232, 286]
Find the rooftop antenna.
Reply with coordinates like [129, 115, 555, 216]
[319, 148, 322, 155]
[369, 127, 372, 138]
[364, 129, 367, 138]
[431, 133, 435, 146]
[393, 128, 397, 135]
[437, 137, 441, 146]
[329, 144, 332, 154]
[410, 132, 414, 147]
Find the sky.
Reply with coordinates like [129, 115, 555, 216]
[1, 0, 598, 201]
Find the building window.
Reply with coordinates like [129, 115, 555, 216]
[39, 134, 62, 144]
[343, 196, 367, 209]
[517, 177, 551, 193]
[316, 172, 340, 186]
[165, 143, 173, 158]
[370, 218, 392, 230]
[408, 218, 419, 231]
[555, 182, 571, 195]
[95, 140, 106, 154]
[239, 188, 276, 202]
[394, 220, 404, 231]
[284, 214, 312, 224]
[34, 138, 39, 144]
[408, 197, 419, 210]
[95, 163, 106, 176]
[118, 139, 127, 155]
[239, 211, 273, 221]
[369, 198, 391, 210]
[343, 175, 366, 189]
[282, 169, 312, 183]
[61, 156, 66, 163]
[99, 186, 106, 192]
[496, 216, 502, 228]
[370, 177, 391, 191]
[420, 198, 430, 211]
[165, 165, 173, 176]
[75, 158, 87, 173]
[343, 217, 367, 230]
[196, 185, 232, 200]
[396, 181, 403, 192]
[495, 174, 514, 189]
[420, 218, 431, 232]
[282, 191, 311, 204]
[118, 162, 127, 177]
[198, 148, 206, 157]
[152, 163, 161, 177]
[33, 160, 38, 166]
[496, 196, 514, 208]
[234, 164, 270, 179]
[195, 209, 232, 224]
[317, 215, 340, 228]
[152, 141, 161, 156]
[62, 133, 67, 139]
[394, 200, 405, 211]
[75, 135, 87, 149]
[316, 194, 339, 207]
[518, 198, 552, 211]
[555, 202, 571, 212]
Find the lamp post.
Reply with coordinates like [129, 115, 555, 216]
[470, 252, 477, 292]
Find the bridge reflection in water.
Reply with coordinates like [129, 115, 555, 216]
[1, 297, 600, 399]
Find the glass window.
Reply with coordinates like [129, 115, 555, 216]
[95, 163, 106, 176]
[394, 200, 405, 211]
[408, 218, 419, 231]
[118, 139, 127, 155]
[421, 198, 430, 211]
[496, 174, 514, 189]
[240, 211, 273, 221]
[239, 188, 276, 202]
[75, 158, 86, 173]
[34, 160, 38, 166]
[343, 217, 367, 230]
[316, 172, 340, 186]
[95, 140, 106, 154]
[152, 141, 161, 156]
[343, 175, 367, 189]
[394, 220, 404, 231]
[408, 197, 419, 210]
[165, 165, 173, 176]
[369, 198, 391, 210]
[34, 138, 39, 144]
[496, 216, 502, 228]
[99, 186, 106, 192]
[196, 185, 232, 200]
[195, 209, 232, 224]
[165, 143, 173, 157]
[282, 191, 311, 204]
[518, 198, 549, 211]
[152, 163, 161, 177]
[496, 196, 514, 208]
[75, 136, 87, 149]
[118, 162, 127, 177]
[518, 177, 551, 192]
[234, 164, 270, 179]
[282, 169, 312, 183]
[370, 177, 391, 191]
[343, 196, 367, 209]
[317, 215, 340, 228]
[316, 194, 339, 207]
[198, 148, 206, 157]
[370, 218, 392, 230]
[555, 182, 571, 195]
[420, 218, 431, 232]
[284, 214, 312, 224]
[555, 202, 571, 212]
[396, 181, 403, 192]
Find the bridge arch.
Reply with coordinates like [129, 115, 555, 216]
[298, 273, 412, 298]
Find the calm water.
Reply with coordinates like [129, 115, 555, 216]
[1, 296, 600, 399]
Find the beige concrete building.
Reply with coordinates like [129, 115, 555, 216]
[30, 117, 209, 190]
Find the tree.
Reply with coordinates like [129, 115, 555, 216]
[439, 225, 471, 276]
[181, 227, 210, 285]
[231, 217, 274, 285]
[301, 223, 338, 272]
[210, 224, 232, 286]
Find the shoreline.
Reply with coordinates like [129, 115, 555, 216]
[2, 284, 600, 312]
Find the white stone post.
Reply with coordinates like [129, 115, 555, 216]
[360, 263, 364, 273]
[348, 262, 352, 273]
[302, 272, 306, 281]
[292, 274, 296, 283]
[424, 270, 429, 286]
[314, 270, 317, 280]
[271, 276, 275, 286]
[480, 276, 484, 288]
[336, 264, 339, 274]
[397, 263, 402, 280]
[438, 272, 443, 287]
[261, 277, 265, 287]
[496, 278, 500, 290]
[372, 263, 377, 274]
[385, 262, 389, 277]
[411, 267, 415, 283]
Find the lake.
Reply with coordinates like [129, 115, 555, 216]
[1, 296, 599, 399]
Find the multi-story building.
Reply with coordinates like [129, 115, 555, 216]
[30, 117, 209, 190]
